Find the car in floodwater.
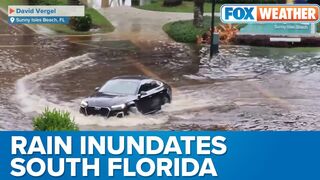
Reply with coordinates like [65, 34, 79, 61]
[80, 75, 172, 118]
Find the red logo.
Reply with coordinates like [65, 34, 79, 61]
[9, 8, 15, 14]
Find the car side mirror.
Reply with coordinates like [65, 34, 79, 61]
[95, 87, 100, 91]
[138, 91, 147, 98]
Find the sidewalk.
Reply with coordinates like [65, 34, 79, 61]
[99, 6, 219, 42]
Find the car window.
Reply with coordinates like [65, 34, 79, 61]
[139, 81, 159, 93]
[99, 80, 140, 95]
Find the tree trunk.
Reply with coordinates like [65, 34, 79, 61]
[193, 0, 204, 28]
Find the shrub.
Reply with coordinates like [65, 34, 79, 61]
[163, 0, 182, 7]
[217, 0, 286, 3]
[29, 0, 65, 5]
[69, 14, 92, 31]
[33, 108, 79, 131]
[163, 16, 219, 43]
[182, 0, 286, 3]
[132, 0, 140, 6]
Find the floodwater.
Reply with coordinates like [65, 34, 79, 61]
[1, 13, 320, 131]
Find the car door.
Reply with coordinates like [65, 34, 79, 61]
[135, 81, 161, 113]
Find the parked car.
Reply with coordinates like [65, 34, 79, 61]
[80, 75, 172, 118]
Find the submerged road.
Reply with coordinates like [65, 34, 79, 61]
[1, 11, 320, 131]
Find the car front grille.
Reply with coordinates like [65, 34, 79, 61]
[84, 107, 111, 117]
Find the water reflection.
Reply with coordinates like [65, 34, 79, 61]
[185, 46, 320, 81]
[1, 18, 320, 131]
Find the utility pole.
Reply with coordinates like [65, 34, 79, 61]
[210, 0, 219, 58]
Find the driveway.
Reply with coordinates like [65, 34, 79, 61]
[99, 6, 218, 42]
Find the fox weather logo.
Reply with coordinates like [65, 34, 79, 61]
[220, 4, 320, 23]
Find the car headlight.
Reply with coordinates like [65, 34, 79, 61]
[80, 100, 88, 108]
[111, 104, 126, 110]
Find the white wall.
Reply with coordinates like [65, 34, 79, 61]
[109, 0, 132, 7]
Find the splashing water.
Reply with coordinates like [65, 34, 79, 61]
[13, 53, 170, 128]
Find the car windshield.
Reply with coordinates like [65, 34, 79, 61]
[99, 79, 140, 95]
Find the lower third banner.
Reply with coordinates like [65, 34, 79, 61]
[0, 131, 319, 179]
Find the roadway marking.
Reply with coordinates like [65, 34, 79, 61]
[245, 81, 291, 110]
[125, 40, 164, 80]
[69, 41, 101, 48]
[125, 57, 178, 93]
[128, 59, 162, 80]
[49, 33, 110, 37]
[70, 41, 133, 50]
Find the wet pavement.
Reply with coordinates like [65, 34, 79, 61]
[99, 6, 218, 42]
[1, 11, 320, 131]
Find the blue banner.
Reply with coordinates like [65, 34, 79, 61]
[240, 23, 316, 35]
[0, 131, 319, 179]
[8, 16, 70, 24]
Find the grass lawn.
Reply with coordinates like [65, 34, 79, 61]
[86, 8, 114, 32]
[163, 16, 221, 43]
[0, 0, 114, 34]
[44, 8, 114, 34]
[137, 1, 222, 13]
[0, 0, 26, 9]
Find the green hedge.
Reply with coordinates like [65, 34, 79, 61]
[182, 0, 286, 3]
[163, 16, 221, 43]
[29, 0, 65, 5]
[215, 0, 286, 3]
[69, 14, 93, 31]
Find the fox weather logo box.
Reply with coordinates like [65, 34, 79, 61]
[220, 4, 320, 23]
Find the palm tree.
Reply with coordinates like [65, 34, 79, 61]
[193, 0, 204, 28]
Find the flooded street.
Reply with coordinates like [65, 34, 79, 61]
[1, 12, 320, 131]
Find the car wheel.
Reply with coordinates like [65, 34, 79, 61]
[128, 106, 139, 114]
[79, 108, 87, 116]
[163, 95, 170, 104]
